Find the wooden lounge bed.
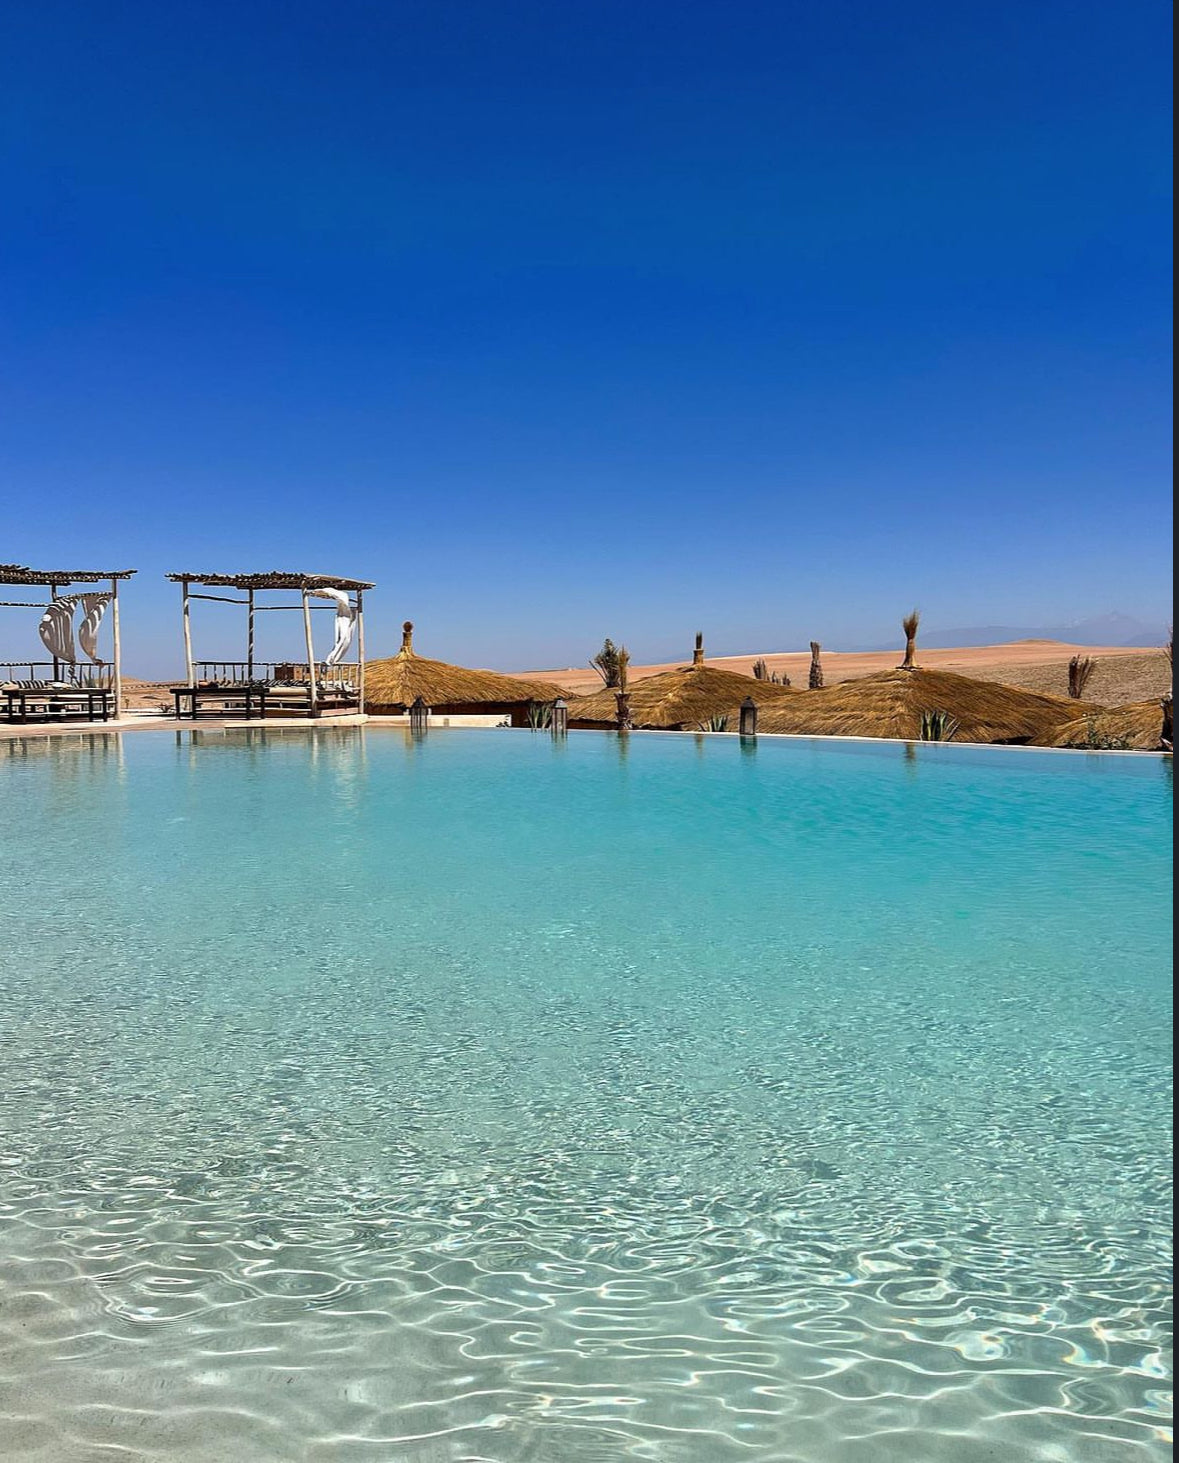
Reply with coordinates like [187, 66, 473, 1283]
[2, 684, 114, 723]
[171, 681, 360, 720]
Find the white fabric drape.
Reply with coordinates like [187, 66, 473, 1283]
[38, 597, 79, 664]
[309, 587, 358, 667]
[77, 593, 112, 663]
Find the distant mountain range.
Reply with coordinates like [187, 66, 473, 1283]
[889, 612, 1169, 651]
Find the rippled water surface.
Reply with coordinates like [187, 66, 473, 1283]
[0, 728, 1172, 1461]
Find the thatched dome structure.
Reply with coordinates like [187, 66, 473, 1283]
[365, 623, 566, 722]
[567, 635, 794, 730]
[1042, 701, 1170, 751]
[754, 668, 1086, 745]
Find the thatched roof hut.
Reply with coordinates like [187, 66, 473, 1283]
[567, 634, 794, 730]
[364, 623, 566, 722]
[1042, 701, 1169, 752]
[753, 667, 1086, 745]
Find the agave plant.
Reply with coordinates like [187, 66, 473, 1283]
[700, 713, 730, 732]
[918, 709, 958, 741]
[526, 700, 553, 730]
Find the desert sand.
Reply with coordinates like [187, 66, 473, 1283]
[514, 641, 1171, 707]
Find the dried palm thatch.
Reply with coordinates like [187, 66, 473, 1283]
[1044, 701, 1170, 751]
[754, 668, 1085, 745]
[1, 565, 136, 586]
[567, 635, 794, 729]
[364, 622, 565, 711]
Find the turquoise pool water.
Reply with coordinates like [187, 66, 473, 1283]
[0, 728, 1171, 1462]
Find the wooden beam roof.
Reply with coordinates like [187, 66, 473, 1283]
[166, 570, 375, 591]
[0, 564, 137, 586]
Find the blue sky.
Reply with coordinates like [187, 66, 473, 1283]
[1, 0, 1172, 675]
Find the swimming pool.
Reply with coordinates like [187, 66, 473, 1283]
[0, 728, 1171, 1461]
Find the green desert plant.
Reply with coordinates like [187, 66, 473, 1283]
[526, 700, 553, 731]
[918, 709, 959, 741]
[809, 640, 824, 690]
[1073, 715, 1132, 751]
[616, 646, 630, 695]
[701, 713, 730, 732]
[1067, 655, 1096, 699]
[900, 610, 920, 670]
[590, 638, 623, 687]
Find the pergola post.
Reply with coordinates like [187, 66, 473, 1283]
[110, 576, 123, 716]
[247, 589, 255, 680]
[356, 589, 366, 712]
[49, 584, 60, 682]
[301, 588, 319, 717]
[181, 577, 195, 685]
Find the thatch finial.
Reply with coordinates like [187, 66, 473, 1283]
[809, 641, 824, 690]
[900, 610, 920, 670]
[692, 631, 704, 666]
[1068, 654, 1096, 699]
[401, 620, 414, 652]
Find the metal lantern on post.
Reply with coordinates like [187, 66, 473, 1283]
[409, 696, 429, 735]
[615, 690, 632, 731]
[739, 696, 758, 738]
[552, 698, 568, 736]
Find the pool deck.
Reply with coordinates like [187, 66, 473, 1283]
[0, 711, 506, 738]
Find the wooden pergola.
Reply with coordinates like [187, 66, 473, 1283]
[166, 570, 375, 718]
[1, 564, 135, 717]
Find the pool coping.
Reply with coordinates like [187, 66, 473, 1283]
[0, 714, 1171, 759]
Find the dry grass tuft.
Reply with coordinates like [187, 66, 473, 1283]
[1068, 655, 1097, 699]
[900, 610, 920, 670]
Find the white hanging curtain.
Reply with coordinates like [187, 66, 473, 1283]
[309, 587, 358, 667]
[38, 596, 79, 665]
[77, 593, 112, 663]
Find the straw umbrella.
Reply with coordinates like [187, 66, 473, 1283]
[364, 622, 566, 722]
[754, 667, 1087, 745]
[1045, 701, 1172, 751]
[567, 632, 794, 730]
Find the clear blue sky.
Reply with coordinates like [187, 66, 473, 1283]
[1, 0, 1172, 675]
